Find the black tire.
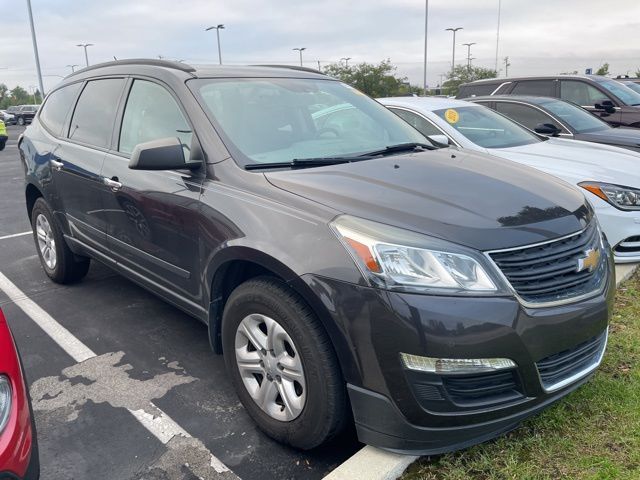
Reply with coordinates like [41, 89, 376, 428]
[222, 277, 348, 450]
[31, 197, 90, 284]
[17, 116, 25, 126]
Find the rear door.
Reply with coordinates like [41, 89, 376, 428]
[100, 78, 204, 311]
[53, 77, 127, 251]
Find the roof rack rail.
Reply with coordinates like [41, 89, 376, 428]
[67, 58, 196, 78]
[252, 64, 324, 75]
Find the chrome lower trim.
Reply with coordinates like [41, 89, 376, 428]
[538, 328, 608, 393]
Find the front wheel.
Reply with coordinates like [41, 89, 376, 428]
[31, 198, 90, 284]
[222, 277, 348, 450]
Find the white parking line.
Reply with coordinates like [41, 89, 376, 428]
[0, 270, 232, 476]
[0, 231, 31, 241]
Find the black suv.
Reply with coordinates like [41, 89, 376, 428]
[7, 105, 39, 126]
[19, 59, 612, 454]
[457, 75, 640, 128]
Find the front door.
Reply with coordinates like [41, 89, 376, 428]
[100, 79, 204, 311]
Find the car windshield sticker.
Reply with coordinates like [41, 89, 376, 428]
[444, 109, 460, 124]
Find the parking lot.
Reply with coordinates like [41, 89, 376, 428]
[0, 125, 360, 479]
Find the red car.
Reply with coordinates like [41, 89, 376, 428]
[0, 308, 39, 479]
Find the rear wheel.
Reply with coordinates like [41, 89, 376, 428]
[31, 198, 90, 284]
[222, 277, 348, 449]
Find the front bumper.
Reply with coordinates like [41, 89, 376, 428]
[303, 254, 614, 454]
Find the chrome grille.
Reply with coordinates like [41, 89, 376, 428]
[488, 223, 606, 304]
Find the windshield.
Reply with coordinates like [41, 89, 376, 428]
[189, 78, 429, 167]
[594, 78, 640, 106]
[622, 81, 640, 95]
[432, 105, 540, 148]
[539, 99, 609, 133]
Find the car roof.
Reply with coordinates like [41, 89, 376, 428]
[63, 58, 329, 84]
[379, 96, 475, 110]
[464, 74, 609, 85]
[469, 95, 560, 105]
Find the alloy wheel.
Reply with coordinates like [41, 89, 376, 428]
[234, 313, 306, 421]
[36, 214, 57, 269]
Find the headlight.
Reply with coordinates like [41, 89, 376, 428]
[0, 376, 11, 433]
[580, 182, 640, 211]
[330, 215, 506, 294]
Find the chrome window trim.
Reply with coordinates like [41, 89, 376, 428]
[484, 224, 608, 308]
[490, 82, 512, 95]
[536, 328, 608, 393]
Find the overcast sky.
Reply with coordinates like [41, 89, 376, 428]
[1, 0, 639, 93]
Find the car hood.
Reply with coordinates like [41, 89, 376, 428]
[265, 149, 590, 251]
[491, 137, 640, 187]
[579, 128, 640, 148]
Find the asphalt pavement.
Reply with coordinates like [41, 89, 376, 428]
[0, 125, 360, 480]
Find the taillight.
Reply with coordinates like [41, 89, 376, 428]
[0, 375, 11, 433]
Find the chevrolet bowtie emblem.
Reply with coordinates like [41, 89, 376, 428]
[577, 248, 600, 273]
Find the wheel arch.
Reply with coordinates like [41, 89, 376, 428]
[25, 182, 44, 221]
[206, 246, 357, 384]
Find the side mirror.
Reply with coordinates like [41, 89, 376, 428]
[428, 134, 450, 146]
[594, 99, 616, 114]
[129, 137, 200, 170]
[534, 123, 562, 136]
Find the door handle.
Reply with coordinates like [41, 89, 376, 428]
[103, 177, 123, 192]
[50, 159, 64, 171]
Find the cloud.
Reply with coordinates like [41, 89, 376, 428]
[1, 0, 639, 92]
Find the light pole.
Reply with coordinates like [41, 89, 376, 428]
[205, 25, 225, 65]
[29, 85, 37, 104]
[495, 0, 502, 74]
[340, 57, 351, 67]
[423, 0, 429, 95]
[26, 0, 45, 96]
[66, 64, 79, 73]
[76, 43, 93, 67]
[445, 27, 463, 75]
[462, 42, 476, 71]
[503, 56, 511, 77]
[293, 47, 306, 67]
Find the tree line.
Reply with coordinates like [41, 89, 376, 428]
[0, 84, 43, 109]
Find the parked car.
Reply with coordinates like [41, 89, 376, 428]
[457, 75, 640, 128]
[469, 95, 640, 152]
[380, 96, 640, 263]
[4, 107, 21, 125]
[0, 308, 39, 479]
[0, 120, 6, 151]
[20, 59, 612, 455]
[0, 110, 15, 123]
[11, 105, 39, 126]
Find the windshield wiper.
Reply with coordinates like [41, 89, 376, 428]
[245, 156, 375, 171]
[356, 142, 439, 157]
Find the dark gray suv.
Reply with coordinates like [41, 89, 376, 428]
[19, 59, 613, 454]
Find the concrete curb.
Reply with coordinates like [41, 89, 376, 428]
[323, 263, 639, 480]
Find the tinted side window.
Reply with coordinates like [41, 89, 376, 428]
[457, 83, 499, 98]
[560, 81, 609, 106]
[494, 102, 561, 131]
[119, 80, 192, 156]
[69, 79, 125, 148]
[510, 80, 555, 97]
[39, 83, 82, 136]
[390, 108, 442, 137]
